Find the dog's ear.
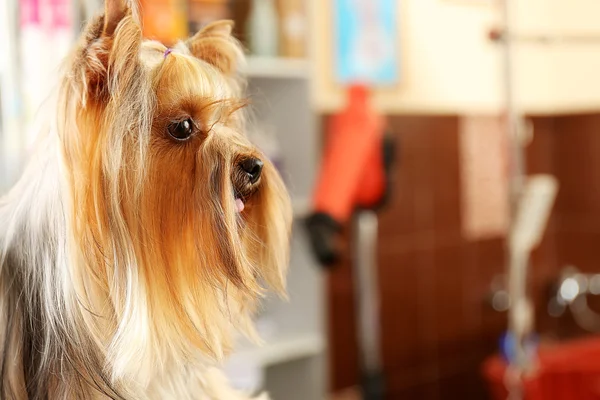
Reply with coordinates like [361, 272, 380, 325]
[103, 0, 131, 36]
[185, 20, 243, 76]
[103, 0, 128, 36]
[74, 0, 142, 101]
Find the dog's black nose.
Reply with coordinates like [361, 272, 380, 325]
[239, 157, 263, 184]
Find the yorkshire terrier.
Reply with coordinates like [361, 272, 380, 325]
[0, 0, 292, 398]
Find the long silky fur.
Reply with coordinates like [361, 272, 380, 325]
[0, 4, 291, 399]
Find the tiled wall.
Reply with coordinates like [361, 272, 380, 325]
[327, 114, 600, 399]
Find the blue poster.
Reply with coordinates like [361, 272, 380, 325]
[333, 0, 399, 86]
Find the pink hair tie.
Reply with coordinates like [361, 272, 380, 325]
[164, 48, 173, 58]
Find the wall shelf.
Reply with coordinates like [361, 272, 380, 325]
[244, 56, 309, 79]
[232, 333, 324, 368]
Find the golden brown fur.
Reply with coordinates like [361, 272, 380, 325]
[0, 0, 291, 398]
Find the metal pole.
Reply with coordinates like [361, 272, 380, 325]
[353, 210, 384, 400]
[502, 0, 533, 396]
[501, 0, 526, 206]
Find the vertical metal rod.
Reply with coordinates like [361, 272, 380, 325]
[502, 0, 526, 203]
[353, 210, 383, 400]
[508, 250, 530, 366]
[502, 0, 532, 389]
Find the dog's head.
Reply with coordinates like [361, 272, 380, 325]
[58, 0, 291, 379]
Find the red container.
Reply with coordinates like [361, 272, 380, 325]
[483, 336, 600, 400]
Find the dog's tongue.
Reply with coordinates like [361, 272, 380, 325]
[235, 198, 245, 213]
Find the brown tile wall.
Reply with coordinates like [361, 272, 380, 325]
[326, 114, 600, 399]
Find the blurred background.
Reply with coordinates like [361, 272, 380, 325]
[5, 0, 600, 399]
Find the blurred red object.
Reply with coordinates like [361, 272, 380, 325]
[483, 336, 600, 400]
[305, 85, 391, 266]
[312, 85, 386, 222]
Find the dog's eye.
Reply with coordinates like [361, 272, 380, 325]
[167, 119, 194, 141]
